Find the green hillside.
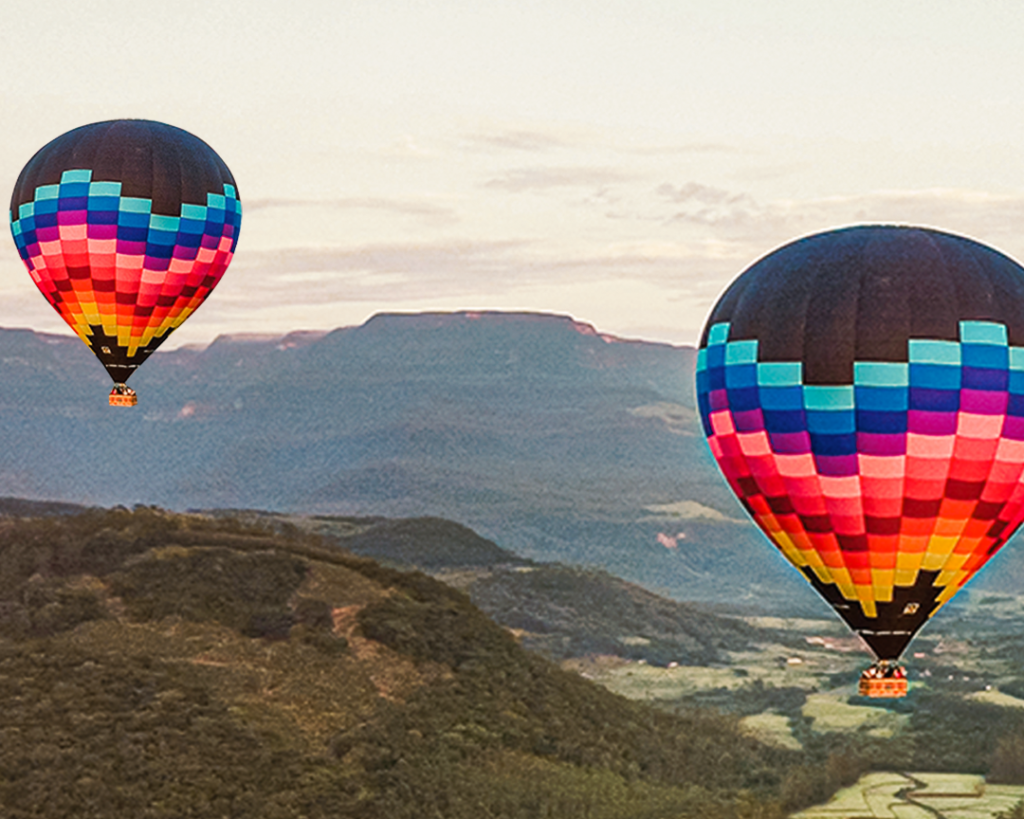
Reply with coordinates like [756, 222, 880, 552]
[206, 509, 791, 666]
[315, 514, 532, 569]
[462, 563, 768, 665]
[0, 505, 850, 818]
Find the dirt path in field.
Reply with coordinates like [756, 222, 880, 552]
[896, 774, 946, 818]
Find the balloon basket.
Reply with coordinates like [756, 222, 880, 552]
[109, 385, 137, 407]
[858, 661, 907, 698]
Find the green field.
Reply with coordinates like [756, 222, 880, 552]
[563, 596, 1024, 819]
[739, 710, 803, 750]
[571, 635, 867, 703]
[791, 772, 1024, 819]
[578, 660, 744, 700]
[802, 692, 910, 737]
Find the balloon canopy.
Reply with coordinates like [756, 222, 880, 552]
[696, 226, 1024, 660]
[9, 120, 241, 386]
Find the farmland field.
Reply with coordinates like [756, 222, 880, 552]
[802, 692, 910, 736]
[566, 592, 1024, 819]
[791, 772, 1024, 819]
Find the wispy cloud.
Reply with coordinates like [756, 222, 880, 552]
[216, 234, 743, 347]
[230, 240, 535, 302]
[242, 196, 458, 225]
[660, 187, 791, 242]
[646, 183, 1024, 253]
[463, 129, 570, 153]
[807, 189, 1024, 240]
[620, 141, 745, 157]
[484, 166, 633, 193]
[656, 182, 752, 207]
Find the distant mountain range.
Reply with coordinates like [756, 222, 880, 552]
[1, 311, 1018, 613]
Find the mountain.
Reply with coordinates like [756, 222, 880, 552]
[0, 312, 818, 612]
[2, 311, 1013, 615]
[0, 495, 91, 517]
[0, 505, 813, 818]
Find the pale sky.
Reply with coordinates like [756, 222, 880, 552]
[4, 1, 1024, 347]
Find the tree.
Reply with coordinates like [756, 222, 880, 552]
[995, 799, 1024, 819]
[991, 735, 1024, 784]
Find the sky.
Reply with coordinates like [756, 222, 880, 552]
[4, 1, 1024, 348]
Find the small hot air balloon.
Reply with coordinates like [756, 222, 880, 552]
[9, 120, 241, 405]
[696, 226, 1024, 697]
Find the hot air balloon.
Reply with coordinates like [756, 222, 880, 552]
[9, 120, 241, 406]
[696, 225, 1024, 697]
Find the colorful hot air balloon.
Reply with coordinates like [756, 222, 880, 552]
[9, 120, 241, 405]
[696, 225, 1024, 696]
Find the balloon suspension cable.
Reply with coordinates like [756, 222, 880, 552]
[109, 383, 138, 407]
[858, 659, 908, 699]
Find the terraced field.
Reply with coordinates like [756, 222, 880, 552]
[792, 772, 1024, 819]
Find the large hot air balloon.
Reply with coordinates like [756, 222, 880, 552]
[696, 225, 1024, 696]
[9, 120, 241, 406]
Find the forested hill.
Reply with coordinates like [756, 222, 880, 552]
[200, 509, 795, 666]
[0, 505, 854, 818]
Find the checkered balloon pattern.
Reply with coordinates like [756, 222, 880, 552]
[697, 226, 1024, 660]
[9, 120, 240, 383]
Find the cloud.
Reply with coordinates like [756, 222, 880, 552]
[463, 129, 570, 153]
[621, 141, 745, 156]
[665, 195, 790, 240]
[656, 182, 752, 207]
[241, 196, 458, 225]
[484, 166, 632, 193]
[229, 240, 536, 303]
[810, 189, 1024, 241]
[645, 183, 1024, 257]
[231, 234, 746, 304]
[728, 161, 808, 183]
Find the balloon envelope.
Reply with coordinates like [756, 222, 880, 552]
[696, 226, 1024, 659]
[9, 120, 240, 383]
